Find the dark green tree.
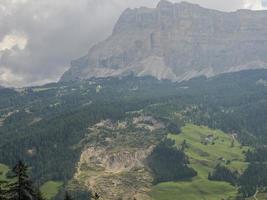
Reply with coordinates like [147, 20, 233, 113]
[181, 140, 187, 151]
[6, 160, 36, 200]
[0, 180, 7, 200]
[34, 188, 46, 200]
[64, 192, 73, 200]
[238, 162, 267, 197]
[148, 139, 197, 183]
[208, 164, 238, 185]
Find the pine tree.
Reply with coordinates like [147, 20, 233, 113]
[6, 160, 36, 200]
[34, 188, 46, 200]
[0, 187, 4, 200]
[181, 140, 187, 151]
[0, 180, 7, 200]
[64, 192, 73, 200]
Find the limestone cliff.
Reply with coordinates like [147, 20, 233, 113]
[61, 0, 267, 82]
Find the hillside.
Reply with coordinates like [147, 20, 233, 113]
[73, 122, 249, 200]
[0, 123, 251, 199]
[1, 70, 267, 199]
[150, 124, 248, 200]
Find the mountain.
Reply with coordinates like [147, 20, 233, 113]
[61, 0, 267, 82]
[2, 1, 267, 199]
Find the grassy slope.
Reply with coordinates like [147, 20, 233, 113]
[40, 181, 63, 200]
[246, 193, 267, 200]
[150, 124, 249, 200]
[0, 163, 9, 181]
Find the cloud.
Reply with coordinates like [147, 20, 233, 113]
[0, 68, 23, 86]
[0, 0, 265, 87]
[184, 0, 264, 10]
[242, 0, 263, 9]
[0, 33, 27, 51]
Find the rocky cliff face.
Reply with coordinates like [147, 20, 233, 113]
[61, 0, 267, 82]
[73, 116, 166, 200]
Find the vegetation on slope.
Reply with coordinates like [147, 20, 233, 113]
[0, 164, 9, 181]
[150, 124, 248, 200]
[147, 139, 197, 184]
[40, 181, 63, 200]
[1, 70, 267, 198]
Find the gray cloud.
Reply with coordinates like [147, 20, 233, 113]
[0, 0, 265, 87]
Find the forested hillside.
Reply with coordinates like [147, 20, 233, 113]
[1, 69, 267, 199]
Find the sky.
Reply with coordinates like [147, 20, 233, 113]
[0, 0, 266, 87]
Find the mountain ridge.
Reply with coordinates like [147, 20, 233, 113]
[60, 0, 267, 82]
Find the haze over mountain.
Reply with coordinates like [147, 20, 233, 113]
[61, 0, 267, 82]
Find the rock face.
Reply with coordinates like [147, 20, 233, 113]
[61, 0, 267, 82]
[74, 116, 166, 200]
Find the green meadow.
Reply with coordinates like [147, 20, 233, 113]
[40, 181, 63, 200]
[150, 124, 249, 200]
[0, 164, 9, 181]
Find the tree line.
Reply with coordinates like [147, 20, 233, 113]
[0, 160, 45, 200]
[0, 161, 100, 200]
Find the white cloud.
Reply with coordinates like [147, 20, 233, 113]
[0, 34, 27, 51]
[171, 0, 266, 11]
[243, 0, 263, 9]
[0, 67, 23, 87]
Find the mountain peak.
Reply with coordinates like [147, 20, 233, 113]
[156, 0, 173, 8]
[61, 1, 267, 83]
[157, 0, 201, 9]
